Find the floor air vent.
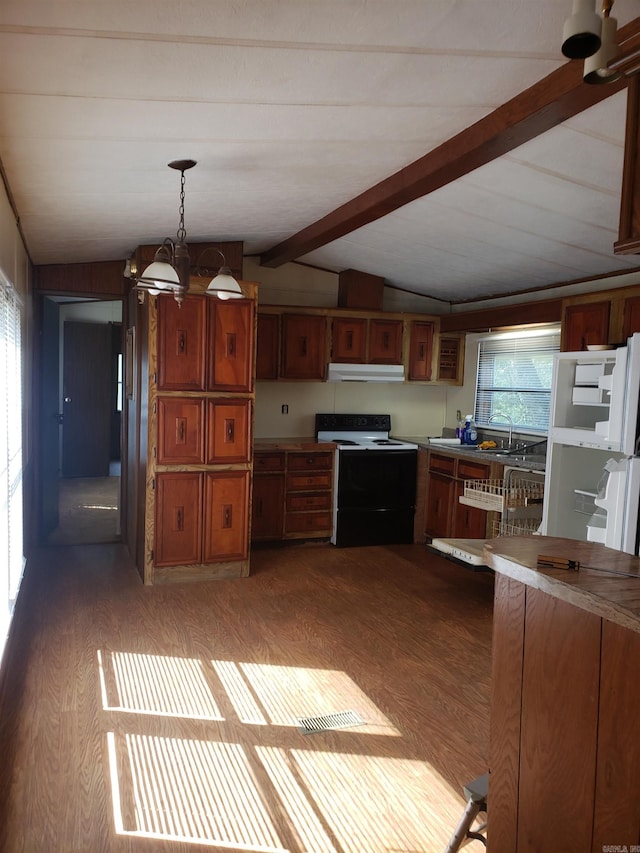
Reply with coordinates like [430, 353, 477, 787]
[297, 710, 365, 735]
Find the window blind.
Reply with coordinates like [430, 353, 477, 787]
[0, 275, 23, 660]
[475, 327, 561, 433]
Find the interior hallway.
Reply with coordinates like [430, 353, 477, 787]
[0, 541, 494, 852]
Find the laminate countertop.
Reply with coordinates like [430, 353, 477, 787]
[484, 535, 640, 634]
[254, 438, 335, 452]
[398, 436, 546, 471]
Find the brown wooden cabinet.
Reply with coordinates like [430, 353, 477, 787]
[424, 451, 492, 539]
[252, 451, 285, 542]
[157, 295, 207, 390]
[156, 397, 205, 464]
[368, 318, 403, 363]
[203, 471, 249, 562]
[408, 321, 434, 380]
[331, 317, 367, 362]
[563, 300, 610, 352]
[141, 285, 257, 584]
[436, 334, 464, 383]
[207, 299, 254, 391]
[206, 399, 251, 463]
[281, 314, 327, 379]
[256, 312, 279, 380]
[154, 471, 203, 567]
[284, 451, 333, 537]
[622, 294, 640, 339]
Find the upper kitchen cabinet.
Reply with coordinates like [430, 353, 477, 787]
[368, 318, 403, 364]
[561, 284, 640, 351]
[435, 334, 465, 384]
[256, 312, 279, 380]
[331, 317, 367, 363]
[207, 298, 254, 391]
[281, 313, 328, 380]
[562, 301, 611, 352]
[408, 321, 435, 381]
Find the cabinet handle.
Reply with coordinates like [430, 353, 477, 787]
[177, 330, 186, 354]
[176, 506, 184, 531]
[300, 336, 307, 357]
[306, 457, 314, 466]
[346, 331, 353, 350]
[226, 332, 236, 358]
[419, 343, 425, 361]
[435, 498, 441, 514]
[226, 418, 235, 442]
[223, 505, 233, 528]
[177, 418, 186, 444]
[383, 332, 390, 349]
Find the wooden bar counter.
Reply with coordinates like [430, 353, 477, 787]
[483, 536, 640, 853]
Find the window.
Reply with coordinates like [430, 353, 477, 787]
[475, 326, 561, 433]
[0, 273, 24, 662]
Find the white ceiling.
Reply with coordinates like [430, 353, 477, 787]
[1, 0, 639, 305]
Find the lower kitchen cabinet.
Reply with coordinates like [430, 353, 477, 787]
[252, 447, 334, 542]
[252, 451, 285, 541]
[424, 451, 492, 539]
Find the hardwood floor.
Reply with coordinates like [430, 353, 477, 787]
[0, 542, 494, 852]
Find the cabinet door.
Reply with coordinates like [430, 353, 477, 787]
[368, 319, 403, 363]
[563, 301, 610, 352]
[251, 474, 284, 541]
[207, 299, 254, 391]
[425, 473, 454, 538]
[154, 472, 202, 566]
[157, 397, 205, 464]
[203, 471, 249, 561]
[331, 317, 367, 363]
[453, 480, 488, 538]
[256, 313, 279, 380]
[157, 294, 207, 390]
[281, 314, 327, 379]
[622, 295, 640, 340]
[206, 399, 251, 463]
[408, 321, 434, 380]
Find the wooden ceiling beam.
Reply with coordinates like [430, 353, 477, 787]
[260, 18, 640, 269]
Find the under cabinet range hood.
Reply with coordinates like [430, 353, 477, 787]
[326, 363, 405, 382]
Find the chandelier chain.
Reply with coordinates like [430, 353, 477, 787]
[177, 170, 187, 242]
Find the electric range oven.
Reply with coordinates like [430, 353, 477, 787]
[315, 413, 418, 547]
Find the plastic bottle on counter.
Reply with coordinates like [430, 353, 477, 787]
[467, 415, 478, 445]
[455, 416, 465, 440]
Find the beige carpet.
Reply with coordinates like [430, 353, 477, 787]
[46, 476, 120, 545]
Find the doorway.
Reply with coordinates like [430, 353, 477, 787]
[40, 297, 123, 545]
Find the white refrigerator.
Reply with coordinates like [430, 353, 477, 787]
[541, 332, 640, 554]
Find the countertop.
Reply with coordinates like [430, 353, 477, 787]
[254, 437, 334, 452]
[396, 435, 547, 471]
[484, 535, 640, 634]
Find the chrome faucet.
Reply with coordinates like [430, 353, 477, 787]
[488, 413, 514, 449]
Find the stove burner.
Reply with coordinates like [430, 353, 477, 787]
[372, 439, 401, 445]
[336, 439, 359, 446]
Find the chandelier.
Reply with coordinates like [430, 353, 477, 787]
[133, 160, 243, 305]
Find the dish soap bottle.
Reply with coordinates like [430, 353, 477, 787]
[466, 415, 478, 445]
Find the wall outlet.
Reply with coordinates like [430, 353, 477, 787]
[281, 404, 289, 414]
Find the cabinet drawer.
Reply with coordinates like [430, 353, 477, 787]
[288, 452, 333, 471]
[286, 492, 332, 512]
[458, 459, 491, 480]
[254, 451, 285, 471]
[428, 453, 456, 476]
[286, 472, 332, 491]
[285, 511, 333, 534]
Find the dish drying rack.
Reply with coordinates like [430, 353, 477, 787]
[460, 467, 546, 536]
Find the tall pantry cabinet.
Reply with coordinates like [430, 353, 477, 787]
[135, 279, 257, 584]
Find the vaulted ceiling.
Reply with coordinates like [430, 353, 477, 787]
[1, 1, 640, 306]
